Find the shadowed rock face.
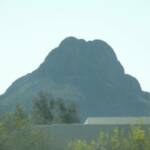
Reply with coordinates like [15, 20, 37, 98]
[0, 37, 150, 119]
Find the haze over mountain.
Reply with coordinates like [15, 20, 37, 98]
[0, 37, 150, 119]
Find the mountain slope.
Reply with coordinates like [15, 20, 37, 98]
[0, 37, 150, 119]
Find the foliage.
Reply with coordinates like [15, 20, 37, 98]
[32, 92, 80, 124]
[0, 105, 150, 150]
[0, 104, 51, 150]
[0, 104, 29, 150]
[68, 139, 93, 150]
[0, 92, 80, 149]
[67, 126, 150, 150]
[1, 93, 150, 150]
[32, 92, 53, 124]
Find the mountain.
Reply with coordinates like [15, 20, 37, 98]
[0, 37, 150, 119]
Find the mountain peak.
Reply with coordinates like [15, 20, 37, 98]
[58, 37, 117, 60]
[60, 36, 111, 48]
[59, 36, 86, 47]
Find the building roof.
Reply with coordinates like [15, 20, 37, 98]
[84, 117, 150, 125]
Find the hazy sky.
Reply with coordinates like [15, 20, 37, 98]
[0, 0, 150, 94]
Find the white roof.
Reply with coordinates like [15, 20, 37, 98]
[84, 117, 150, 125]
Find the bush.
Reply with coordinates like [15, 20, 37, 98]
[67, 126, 150, 150]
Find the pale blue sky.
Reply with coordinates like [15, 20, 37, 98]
[0, 0, 150, 94]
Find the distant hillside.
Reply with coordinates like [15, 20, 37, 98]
[0, 37, 150, 119]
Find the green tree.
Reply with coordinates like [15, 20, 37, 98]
[58, 101, 80, 123]
[0, 104, 29, 149]
[32, 92, 80, 124]
[32, 92, 53, 124]
[14, 104, 29, 128]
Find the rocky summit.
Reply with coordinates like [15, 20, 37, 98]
[0, 37, 150, 119]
